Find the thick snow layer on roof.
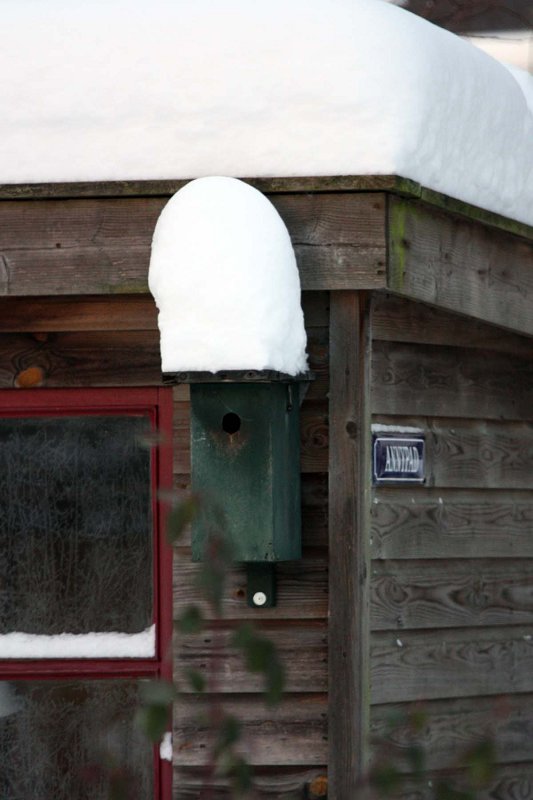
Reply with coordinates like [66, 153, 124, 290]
[149, 178, 308, 375]
[2, 0, 532, 225]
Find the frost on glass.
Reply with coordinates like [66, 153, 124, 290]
[0, 679, 153, 800]
[0, 415, 153, 636]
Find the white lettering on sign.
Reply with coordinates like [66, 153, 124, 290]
[384, 444, 420, 474]
[372, 434, 425, 484]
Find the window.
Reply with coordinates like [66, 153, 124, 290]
[0, 387, 173, 800]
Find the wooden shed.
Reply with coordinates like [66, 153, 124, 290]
[1, 174, 532, 799]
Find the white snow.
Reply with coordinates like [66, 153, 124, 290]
[149, 177, 308, 375]
[159, 731, 173, 762]
[0, 0, 532, 225]
[372, 424, 424, 434]
[0, 626, 155, 659]
[504, 65, 533, 116]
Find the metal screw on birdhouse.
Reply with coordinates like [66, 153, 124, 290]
[252, 591, 267, 606]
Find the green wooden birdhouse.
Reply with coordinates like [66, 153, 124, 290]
[190, 378, 302, 564]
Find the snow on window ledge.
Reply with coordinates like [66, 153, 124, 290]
[0, 625, 156, 659]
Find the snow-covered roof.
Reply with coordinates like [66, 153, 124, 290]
[2, 0, 532, 225]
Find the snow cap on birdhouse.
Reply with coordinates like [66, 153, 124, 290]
[149, 177, 308, 376]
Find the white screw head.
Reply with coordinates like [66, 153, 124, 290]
[252, 591, 267, 606]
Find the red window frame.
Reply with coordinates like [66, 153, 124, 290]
[0, 386, 173, 800]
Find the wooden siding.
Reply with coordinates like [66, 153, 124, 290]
[370, 294, 533, 795]
[388, 196, 533, 338]
[0, 193, 386, 296]
[0, 289, 330, 798]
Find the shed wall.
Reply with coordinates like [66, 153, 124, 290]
[0, 289, 330, 798]
[370, 293, 533, 797]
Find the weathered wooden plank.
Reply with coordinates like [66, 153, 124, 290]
[371, 762, 533, 800]
[328, 292, 372, 796]
[371, 489, 533, 560]
[173, 551, 328, 620]
[372, 341, 533, 421]
[372, 417, 533, 489]
[0, 173, 414, 199]
[371, 626, 533, 703]
[173, 622, 327, 693]
[371, 559, 533, 631]
[0, 289, 327, 333]
[302, 291, 329, 328]
[301, 328, 329, 401]
[372, 294, 533, 357]
[174, 694, 327, 766]
[388, 196, 533, 337]
[301, 474, 328, 549]
[371, 694, 533, 773]
[2, 175, 530, 242]
[0, 193, 386, 296]
[172, 766, 327, 799]
[0, 329, 162, 388]
[0, 294, 157, 332]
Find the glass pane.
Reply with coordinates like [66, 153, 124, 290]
[0, 416, 153, 640]
[0, 679, 153, 800]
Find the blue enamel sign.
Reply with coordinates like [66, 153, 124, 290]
[373, 433, 425, 485]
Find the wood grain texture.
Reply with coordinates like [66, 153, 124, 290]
[372, 340, 533, 421]
[371, 693, 533, 773]
[173, 550, 328, 621]
[173, 622, 327, 693]
[172, 766, 327, 799]
[328, 292, 372, 796]
[0, 173, 411, 199]
[372, 762, 533, 800]
[0, 290, 327, 332]
[0, 329, 161, 388]
[0, 193, 386, 296]
[2, 175, 530, 241]
[371, 489, 533, 560]
[370, 559, 533, 631]
[371, 626, 533, 703]
[388, 196, 533, 337]
[174, 694, 327, 766]
[372, 417, 533, 490]
[372, 294, 533, 357]
[0, 294, 158, 332]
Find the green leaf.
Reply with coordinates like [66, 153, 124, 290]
[214, 715, 242, 758]
[408, 707, 428, 734]
[463, 739, 495, 788]
[232, 624, 285, 705]
[435, 781, 473, 800]
[166, 496, 199, 544]
[139, 679, 176, 706]
[230, 757, 253, 796]
[406, 744, 425, 776]
[135, 704, 169, 743]
[183, 667, 206, 693]
[370, 764, 402, 795]
[264, 660, 284, 706]
[177, 605, 204, 634]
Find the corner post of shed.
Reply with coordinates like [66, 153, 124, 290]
[328, 290, 372, 797]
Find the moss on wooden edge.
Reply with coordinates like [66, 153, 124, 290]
[0, 174, 412, 200]
[387, 199, 408, 291]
